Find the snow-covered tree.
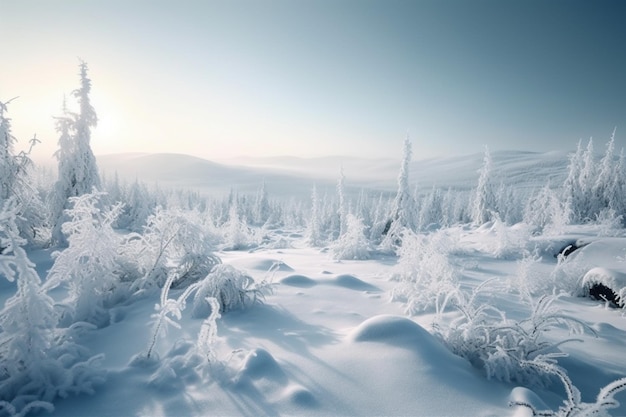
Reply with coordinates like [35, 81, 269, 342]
[51, 62, 101, 245]
[0, 98, 19, 204]
[306, 184, 324, 246]
[0, 100, 46, 244]
[471, 146, 496, 225]
[391, 135, 415, 228]
[331, 214, 371, 260]
[253, 181, 271, 226]
[45, 192, 123, 327]
[0, 198, 103, 415]
[382, 135, 416, 249]
[222, 194, 257, 250]
[336, 167, 348, 238]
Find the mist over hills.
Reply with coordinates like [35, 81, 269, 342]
[97, 150, 571, 198]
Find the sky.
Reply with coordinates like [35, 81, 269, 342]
[1, 0, 625, 163]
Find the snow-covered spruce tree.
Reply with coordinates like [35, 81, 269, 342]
[562, 139, 584, 224]
[0, 99, 20, 206]
[608, 148, 626, 219]
[591, 130, 616, 214]
[0, 198, 104, 416]
[222, 194, 257, 250]
[579, 138, 596, 219]
[331, 213, 371, 260]
[116, 179, 156, 232]
[0, 100, 46, 245]
[306, 184, 324, 247]
[253, 181, 270, 226]
[381, 135, 416, 250]
[51, 62, 101, 245]
[336, 167, 348, 239]
[471, 146, 496, 226]
[417, 186, 443, 231]
[45, 191, 124, 328]
[524, 183, 568, 235]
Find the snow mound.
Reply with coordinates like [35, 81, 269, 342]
[280, 385, 318, 408]
[348, 315, 441, 350]
[567, 238, 626, 267]
[328, 274, 380, 291]
[509, 387, 550, 416]
[231, 258, 294, 272]
[237, 348, 286, 382]
[280, 275, 318, 288]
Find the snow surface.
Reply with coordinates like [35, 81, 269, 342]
[26, 225, 626, 417]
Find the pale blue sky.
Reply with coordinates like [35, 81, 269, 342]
[2, 0, 625, 162]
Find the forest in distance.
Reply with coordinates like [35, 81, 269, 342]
[2, 62, 626, 417]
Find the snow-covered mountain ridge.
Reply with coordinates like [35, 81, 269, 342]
[97, 149, 571, 197]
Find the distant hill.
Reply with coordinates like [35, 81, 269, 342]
[97, 150, 571, 198]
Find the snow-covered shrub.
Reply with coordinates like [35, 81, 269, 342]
[196, 297, 221, 363]
[123, 207, 221, 292]
[524, 183, 570, 236]
[45, 191, 124, 327]
[192, 264, 270, 317]
[331, 214, 371, 260]
[594, 208, 623, 237]
[145, 272, 201, 360]
[437, 288, 592, 386]
[390, 230, 460, 315]
[511, 358, 626, 417]
[549, 253, 590, 295]
[0, 199, 104, 416]
[510, 252, 549, 297]
[221, 197, 259, 251]
[489, 214, 531, 259]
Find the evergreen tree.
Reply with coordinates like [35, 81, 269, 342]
[0, 98, 19, 204]
[336, 167, 348, 238]
[253, 181, 270, 226]
[0, 100, 47, 244]
[51, 62, 101, 245]
[592, 129, 616, 214]
[562, 139, 584, 223]
[382, 135, 415, 248]
[306, 184, 324, 246]
[471, 146, 495, 225]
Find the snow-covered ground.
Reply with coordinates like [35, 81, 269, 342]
[29, 224, 626, 417]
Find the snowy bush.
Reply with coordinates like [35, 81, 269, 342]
[390, 230, 460, 315]
[524, 183, 570, 236]
[511, 358, 626, 417]
[45, 191, 124, 327]
[331, 214, 371, 260]
[0, 199, 104, 416]
[123, 207, 221, 292]
[436, 287, 592, 386]
[192, 264, 270, 317]
[489, 214, 532, 259]
[221, 197, 259, 251]
[145, 272, 201, 360]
